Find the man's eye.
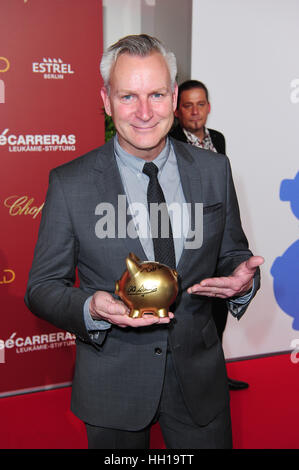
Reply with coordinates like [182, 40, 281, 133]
[121, 95, 133, 102]
[152, 93, 163, 99]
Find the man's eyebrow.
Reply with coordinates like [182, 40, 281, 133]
[117, 89, 135, 95]
[117, 87, 169, 94]
[152, 87, 168, 92]
[182, 100, 206, 105]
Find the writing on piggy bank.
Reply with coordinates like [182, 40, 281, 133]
[115, 253, 178, 318]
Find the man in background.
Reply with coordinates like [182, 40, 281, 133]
[170, 80, 249, 390]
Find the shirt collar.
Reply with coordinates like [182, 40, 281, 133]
[114, 135, 171, 174]
[183, 126, 209, 143]
[182, 127, 217, 152]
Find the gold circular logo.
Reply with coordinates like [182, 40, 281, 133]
[0, 57, 10, 73]
[0, 269, 15, 285]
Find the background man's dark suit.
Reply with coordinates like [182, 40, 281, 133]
[169, 123, 229, 343]
[170, 123, 226, 156]
[25, 137, 259, 430]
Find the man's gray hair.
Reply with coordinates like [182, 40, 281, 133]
[100, 34, 177, 92]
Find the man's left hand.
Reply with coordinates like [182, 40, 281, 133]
[187, 256, 264, 299]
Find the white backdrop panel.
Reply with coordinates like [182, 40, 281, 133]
[191, 0, 299, 359]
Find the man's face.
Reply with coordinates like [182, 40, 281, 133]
[101, 52, 177, 160]
[175, 88, 211, 137]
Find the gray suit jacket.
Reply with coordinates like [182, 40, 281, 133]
[25, 137, 259, 430]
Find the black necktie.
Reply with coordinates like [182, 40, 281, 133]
[143, 162, 176, 269]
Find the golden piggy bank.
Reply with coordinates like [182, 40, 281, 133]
[115, 253, 178, 318]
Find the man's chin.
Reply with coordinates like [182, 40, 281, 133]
[187, 123, 203, 132]
[134, 137, 167, 155]
[118, 134, 167, 158]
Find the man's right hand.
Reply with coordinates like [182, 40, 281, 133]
[89, 291, 174, 328]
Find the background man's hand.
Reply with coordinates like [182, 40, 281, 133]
[187, 256, 264, 299]
[90, 291, 174, 328]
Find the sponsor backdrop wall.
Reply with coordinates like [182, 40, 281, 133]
[0, 0, 104, 396]
[191, 0, 299, 359]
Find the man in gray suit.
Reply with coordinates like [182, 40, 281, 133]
[25, 34, 263, 449]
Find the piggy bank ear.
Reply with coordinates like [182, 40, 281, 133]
[129, 252, 141, 264]
[126, 255, 140, 276]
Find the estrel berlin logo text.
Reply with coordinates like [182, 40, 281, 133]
[0, 128, 76, 152]
[32, 58, 74, 79]
[4, 195, 44, 219]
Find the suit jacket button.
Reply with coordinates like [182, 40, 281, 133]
[155, 347, 162, 355]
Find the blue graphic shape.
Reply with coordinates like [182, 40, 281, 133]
[280, 171, 299, 220]
[271, 172, 299, 330]
[271, 240, 299, 330]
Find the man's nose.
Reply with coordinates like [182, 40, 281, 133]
[191, 105, 199, 114]
[136, 98, 153, 121]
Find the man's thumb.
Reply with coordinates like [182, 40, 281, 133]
[246, 256, 264, 271]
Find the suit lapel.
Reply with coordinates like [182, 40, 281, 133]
[91, 140, 147, 261]
[171, 139, 203, 277]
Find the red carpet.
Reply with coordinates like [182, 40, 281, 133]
[228, 353, 299, 449]
[0, 353, 298, 449]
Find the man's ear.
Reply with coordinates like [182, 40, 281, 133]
[100, 86, 112, 116]
[172, 82, 178, 112]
